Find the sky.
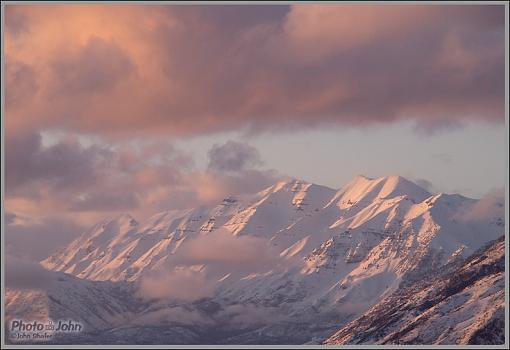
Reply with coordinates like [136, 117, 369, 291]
[4, 4, 506, 259]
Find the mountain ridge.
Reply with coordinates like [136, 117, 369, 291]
[6, 174, 504, 344]
[324, 236, 505, 345]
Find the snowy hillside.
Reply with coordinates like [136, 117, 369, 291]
[324, 236, 505, 345]
[5, 273, 137, 333]
[6, 175, 505, 344]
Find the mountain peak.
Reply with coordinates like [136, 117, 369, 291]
[352, 174, 372, 181]
[377, 175, 430, 199]
[330, 174, 431, 207]
[114, 212, 138, 225]
[86, 213, 139, 243]
[264, 178, 311, 194]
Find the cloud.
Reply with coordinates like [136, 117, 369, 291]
[138, 268, 216, 301]
[49, 36, 134, 96]
[5, 212, 17, 225]
[182, 169, 278, 207]
[207, 141, 262, 173]
[5, 254, 56, 290]
[5, 60, 38, 109]
[283, 5, 430, 60]
[69, 191, 140, 212]
[414, 178, 434, 193]
[414, 119, 465, 136]
[4, 5, 504, 137]
[219, 303, 285, 326]
[5, 131, 113, 194]
[431, 153, 454, 165]
[125, 301, 284, 328]
[5, 4, 503, 263]
[5, 214, 86, 260]
[455, 188, 505, 222]
[131, 306, 210, 326]
[174, 228, 287, 274]
[4, 6, 29, 36]
[5, 132, 278, 218]
[4, 132, 280, 260]
[138, 229, 294, 301]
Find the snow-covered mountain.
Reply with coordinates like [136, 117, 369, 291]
[324, 236, 505, 345]
[5, 273, 138, 335]
[6, 175, 505, 344]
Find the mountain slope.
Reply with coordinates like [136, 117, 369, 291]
[324, 236, 505, 345]
[5, 270, 140, 343]
[42, 180, 338, 281]
[7, 175, 504, 344]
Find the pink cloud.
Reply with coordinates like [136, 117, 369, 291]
[139, 268, 216, 301]
[5, 133, 280, 260]
[5, 214, 86, 260]
[3, 5, 505, 261]
[455, 189, 505, 222]
[4, 5, 504, 137]
[137, 228, 294, 301]
[5, 254, 56, 290]
[173, 228, 287, 274]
